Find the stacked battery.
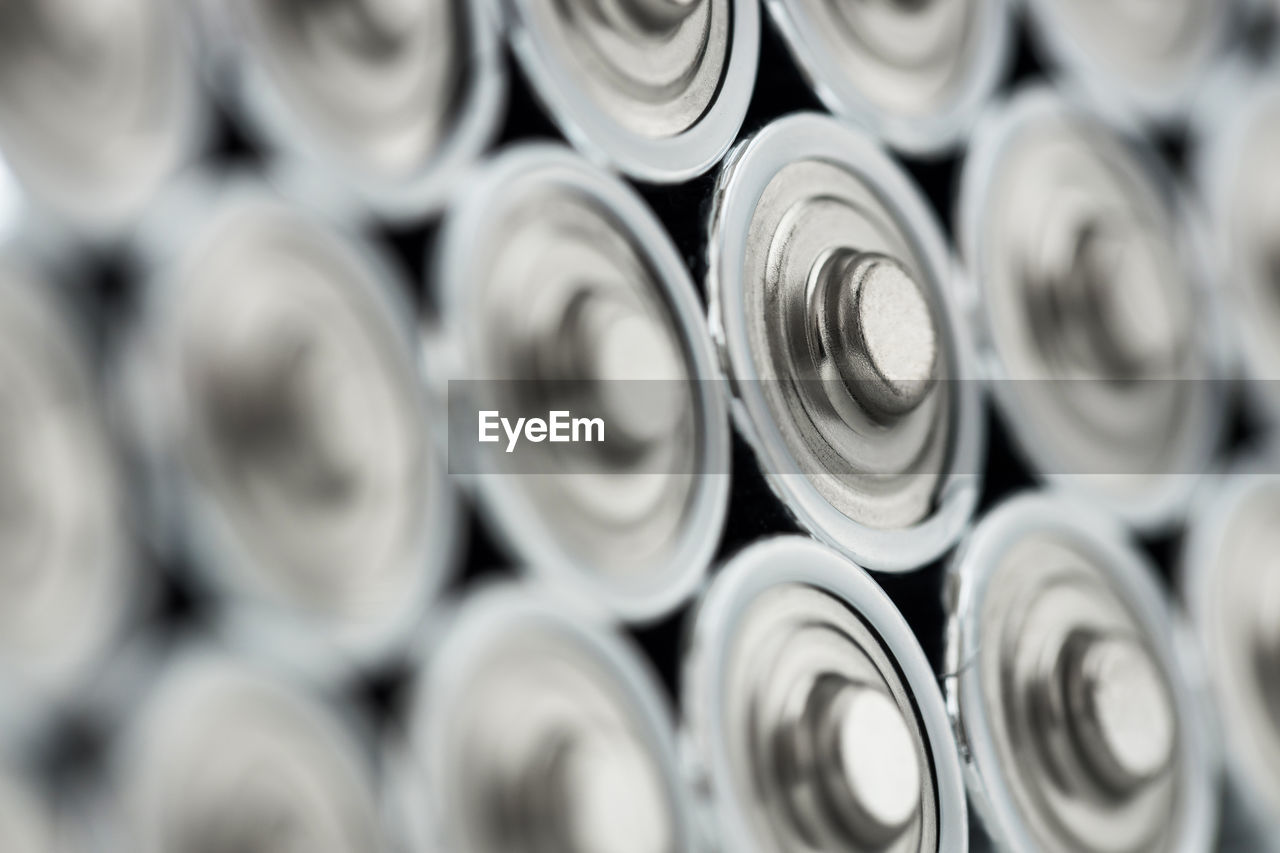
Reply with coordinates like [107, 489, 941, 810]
[1, 0, 1279, 851]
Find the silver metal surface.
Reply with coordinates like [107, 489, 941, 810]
[499, 0, 758, 181]
[1181, 468, 1280, 845]
[764, 0, 1010, 155]
[213, 0, 505, 219]
[0, 760, 57, 853]
[681, 536, 967, 853]
[129, 182, 456, 673]
[115, 652, 383, 853]
[958, 89, 1222, 530]
[945, 492, 1217, 853]
[411, 585, 695, 853]
[0, 0, 201, 230]
[1022, 0, 1226, 121]
[434, 145, 729, 622]
[708, 113, 983, 572]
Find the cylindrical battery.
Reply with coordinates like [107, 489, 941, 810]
[494, 0, 759, 182]
[957, 87, 1225, 531]
[122, 178, 459, 678]
[944, 492, 1218, 852]
[762, 0, 1011, 155]
[199, 0, 506, 221]
[432, 144, 730, 622]
[681, 536, 968, 853]
[706, 113, 984, 572]
[404, 583, 698, 853]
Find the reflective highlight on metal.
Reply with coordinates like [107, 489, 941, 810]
[214, 0, 504, 218]
[435, 146, 729, 621]
[707, 114, 983, 572]
[1023, 0, 1226, 120]
[763, 0, 1009, 155]
[1181, 469, 1280, 841]
[0, 251, 133, 706]
[958, 89, 1221, 530]
[681, 536, 967, 853]
[115, 653, 383, 853]
[0, 0, 200, 229]
[410, 586, 695, 853]
[944, 493, 1216, 853]
[130, 185, 456, 670]
[499, 0, 758, 181]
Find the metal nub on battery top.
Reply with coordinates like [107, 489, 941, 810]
[0, 0, 199, 229]
[944, 493, 1216, 853]
[681, 536, 968, 853]
[958, 90, 1221, 530]
[708, 113, 983, 572]
[131, 186, 455, 670]
[435, 145, 730, 621]
[410, 586, 695, 853]
[763, 0, 1009, 154]
[500, 0, 758, 181]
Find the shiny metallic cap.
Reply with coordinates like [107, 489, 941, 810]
[707, 113, 983, 572]
[682, 537, 967, 853]
[944, 493, 1216, 853]
[763, 0, 1010, 154]
[412, 586, 694, 853]
[434, 146, 729, 621]
[958, 89, 1222, 531]
[501, 0, 757, 181]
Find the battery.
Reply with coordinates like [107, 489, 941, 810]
[957, 87, 1224, 531]
[203, 0, 505, 220]
[433, 145, 730, 622]
[943, 492, 1218, 852]
[497, 0, 758, 182]
[1022, 0, 1228, 122]
[124, 179, 458, 677]
[681, 536, 968, 853]
[1180, 465, 1280, 847]
[706, 113, 984, 572]
[0, 0, 203, 232]
[405, 584, 696, 853]
[762, 0, 1010, 155]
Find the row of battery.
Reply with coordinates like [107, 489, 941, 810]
[2, 1, 1280, 853]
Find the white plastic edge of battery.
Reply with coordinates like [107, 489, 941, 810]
[764, 0, 1014, 157]
[1019, 0, 1230, 128]
[124, 175, 461, 682]
[681, 535, 969, 853]
[497, 0, 759, 182]
[707, 112, 986, 573]
[194, 0, 506, 223]
[407, 583, 698, 853]
[1178, 453, 1280, 848]
[432, 144, 732, 623]
[955, 86, 1228, 533]
[943, 491, 1220, 853]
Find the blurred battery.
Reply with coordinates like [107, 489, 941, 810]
[405, 584, 696, 853]
[201, 0, 505, 220]
[763, 0, 1010, 155]
[1180, 466, 1280, 847]
[707, 113, 984, 572]
[1021, 0, 1228, 122]
[957, 88, 1223, 531]
[0, 0, 203, 232]
[496, 0, 758, 181]
[109, 649, 385, 853]
[944, 492, 1218, 852]
[681, 536, 968, 853]
[123, 181, 458, 677]
[434, 145, 730, 622]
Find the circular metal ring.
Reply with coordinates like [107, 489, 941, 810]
[708, 113, 984, 572]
